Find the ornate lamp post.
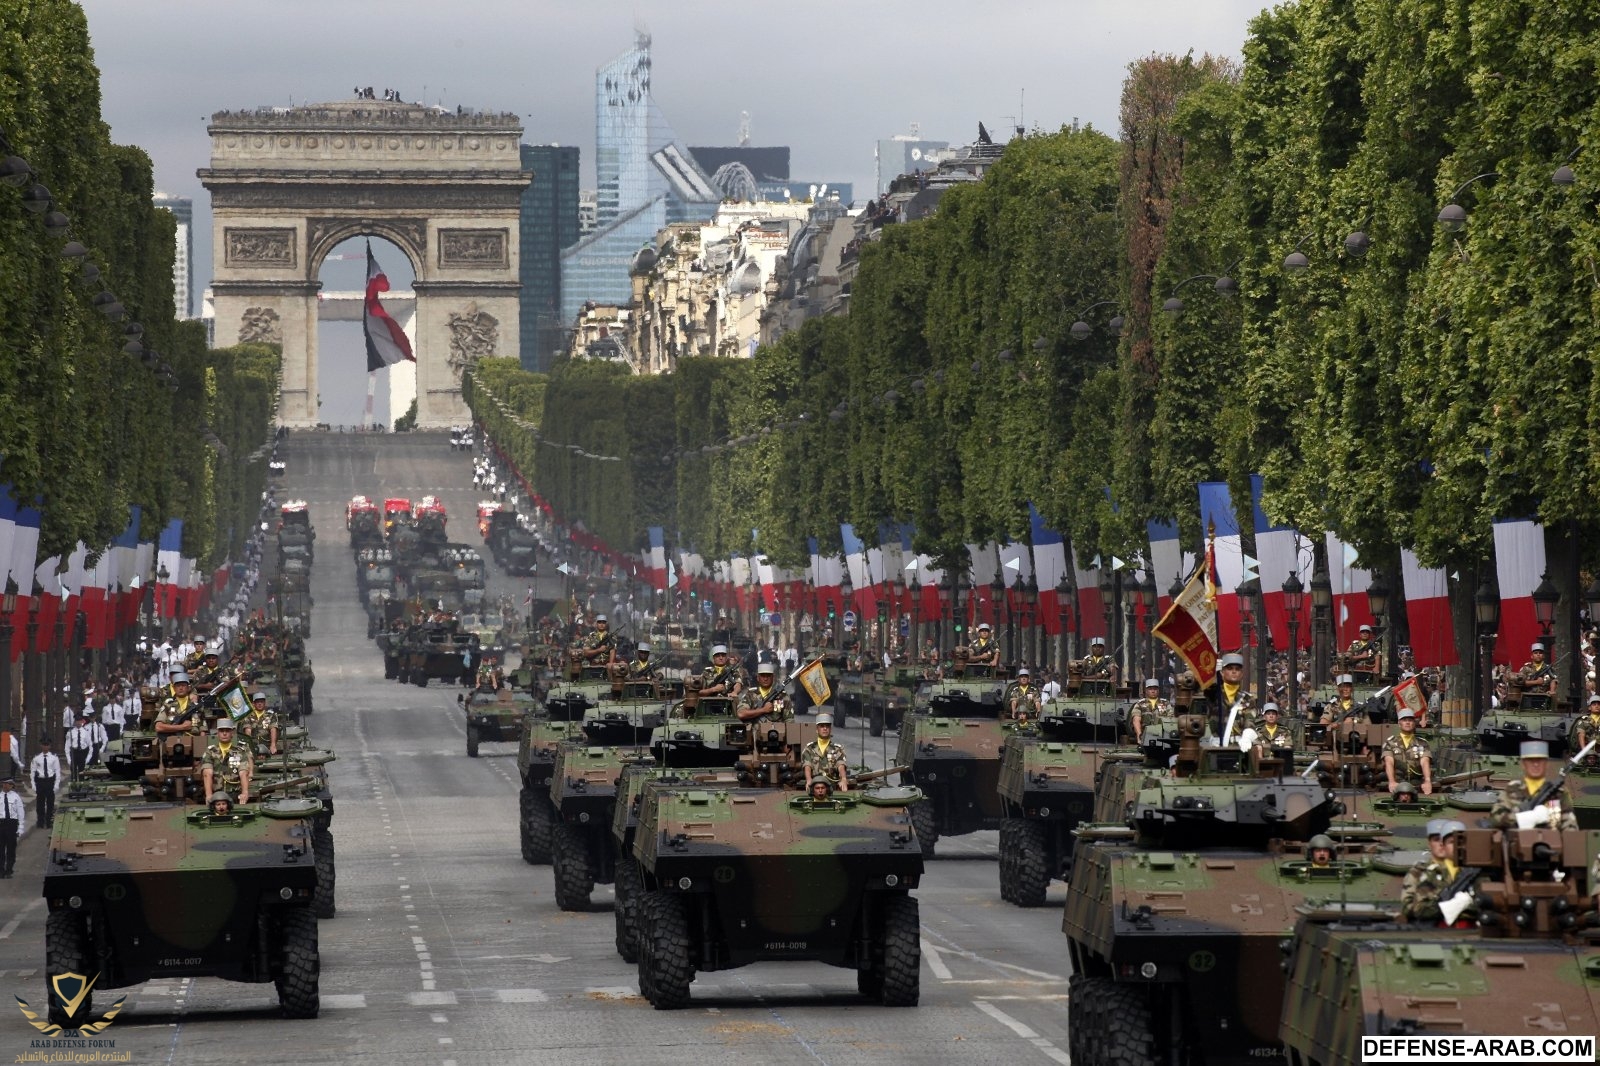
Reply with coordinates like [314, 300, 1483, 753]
[1310, 549, 1333, 687]
[1283, 571, 1304, 717]
[1238, 578, 1262, 699]
[25, 598, 41, 751]
[1366, 571, 1391, 679]
[908, 569, 921, 656]
[1475, 576, 1500, 726]
[1136, 572, 1156, 685]
[0, 591, 13, 778]
[1021, 574, 1038, 669]
[1532, 571, 1559, 637]
[990, 576, 1006, 667]
[1056, 575, 1073, 670]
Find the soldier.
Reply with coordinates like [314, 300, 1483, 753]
[1007, 667, 1042, 723]
[474, 660, 503, 692]
[801, 711, 849, 792]
[1306, 834, 1336, 869]
[1131, 679, 1172, 742]
[968, 624, 1000, 671]
[1081, 638, 1117, 681]
[1347, 624, 1378, 676]
[240, 691, 280, 758]
[1519, 641, 1556, 696]
[1571, 694, 1600, 760]
[1254, 702, 1292, 750]
[1382, 707, 1433, 796]
[201, 720, 254, 804]
[625, 641, 659, 682]
[1491, 740, 1578, 830]
[1401, 819, 1478, 926]
[736, 660, 790, 724]
[699, 644, 742, 698]
[1218, 653, 1254, 723]
[154, 668, 203, 735]
[1319, 674, 1362, 724]
[207, 791, 236, 818]
[579, 615, 617, 664]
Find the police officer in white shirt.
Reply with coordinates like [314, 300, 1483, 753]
[0, 778, 22, 876]
[85, 711, 108, 766]
[65, 714, 94, 782]
[29, 739, 60, 828]
[101, 686, 126, 742]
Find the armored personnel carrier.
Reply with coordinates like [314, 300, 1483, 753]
[996, 732, 1113, 906]
[1280, 824, 1600, 1063]
[1062, 715, 1407, 1064]
[355, 548, 396, 605]
[515, 683, 589, 864]
[631, 718, 924, 1008]
[1038, 666, 1131, 743]
[462, 684, 533, 757]
[1474, 675, 1574, 756]
[43, 791, 323, 1024]
[894, 652, 1010, 857]
[394, 616, 475, 687]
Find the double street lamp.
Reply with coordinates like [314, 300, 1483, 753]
[1283, 572, 1304, 716]
[1475, 576, 1500, 725]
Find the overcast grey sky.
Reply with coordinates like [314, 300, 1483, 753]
[78, 0, 1267, 421]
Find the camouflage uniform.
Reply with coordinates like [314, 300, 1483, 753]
[1007, 682, 1042, 721]
[582, 629, 615, 660]
[700, 663, 742, 696]
[1219, 682, 1256, 719]
[1132, 697, 1174, 737]
[1081, 654, 1116, 681]
[1400, 857, 1479, 925]
[1321, 697, 1364, 724]
[1570, 713, 1600, 754]
[1490, 778, 1578, 831]
[1381, 733, 1432, 789]
[968, 636, 999, 665]
[800, 738, 847, 787]
[1253, 721, 1294, 750]
[201, 740, 254, 794]
[158, 696, 203, 731]
[738, 683, 791, 724]
[624, 658, 659, 682]
[1520, 660, 1556, 693]
[1346, 638, 1377, 672]
[239, 709, 280, 757]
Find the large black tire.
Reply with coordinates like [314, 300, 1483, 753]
[312, 826, 336, 919]
[551, 823, 594, 911]
[879, 894, 920, 1006]
[302, 688, 314, 716]
[613, 857, 643, 962]
[519, 787, 551, 864]
[869, 705, 885, 738]
[1100, 983, 1160, 1065]
[910, 800, 939, 859]
[1071, 975, 1113, 1064]
[466, 725, 480, 758]
[1067, 974, 1095, 1063]
[1011, 820, 1051, 908]
[45, 910, 90, 1028]
[275, 907, 320, 1018]
[638, 891, 694, 1009]
[997, 820, 1019, 902]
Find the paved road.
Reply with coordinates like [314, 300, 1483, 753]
[0, 432, 1075, 1065]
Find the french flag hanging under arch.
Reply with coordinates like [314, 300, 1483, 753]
[365, 241, 414, 371]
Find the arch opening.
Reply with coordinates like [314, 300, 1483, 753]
[314, 234, 416, 429]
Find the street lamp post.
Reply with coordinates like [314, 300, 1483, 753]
[1136, 572, 1156, 686]
[1310, 548, 1333, 687]
[990, 577, 1006, 668]
[1021, 575, 1037, 669]
[1237, 579, 1258, 698]
[1366, 571, 1392, 680]
[1056, 575, 1073, 671]
[1532, 571, 1559, 639]
[1475, 576, 1500, 726]
[1283, 572, 1304, 717]
[0, 592, 13, 779]
[908, 570, 920, 657]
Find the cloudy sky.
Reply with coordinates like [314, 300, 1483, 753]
[78, 0, 1268, 422]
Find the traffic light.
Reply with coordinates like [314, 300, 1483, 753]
[955, 622, 964, 635]
[828, 603, 836, 621]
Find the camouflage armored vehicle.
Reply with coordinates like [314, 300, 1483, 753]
[462, 684, 535, 757]
[251, 742, 338, 919]
[996, 734, 1114, 906]
[347, 497, 383, 551]
[1473, 674, 1574, 756]
[355, 548, 397, 605]
[860, 664, 923, 736]
[515, 683, 591, 864]
[650, 684, 742, 768]
[1062, 715, 1408, 1065]
[43, 792, 324, 1024]
[407, 567, 466, 615]
[631, 718, 924, 1008]
[1038, 668, 1131, 743]
[1280, 825, 1600, 1064]
[894, 655, 1009, 857]
[394, 617, 476, 687]
[277, 639, 315, 719]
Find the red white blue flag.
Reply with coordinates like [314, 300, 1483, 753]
[364, 242, 414, 371]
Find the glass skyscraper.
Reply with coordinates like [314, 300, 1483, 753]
[519, 144, 581, 372]
[561, 32, 719, 325]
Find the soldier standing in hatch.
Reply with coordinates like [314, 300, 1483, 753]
[624, 642, 659, 682]
[240, 691, 280, 758]
[1319, 674, 1363, 724]
[1519, 641, 1557, 696]
[1081, 637, 1117, 681]
[801, 711, 849, 792]
[1402, 819, 1479, 926]
[1007, 667, 1042, 723]
[1306, 834, 1336, 869]
[1571, 694, 1600, 760]
[579, 614, 617, 664]
[699, 644, 743, 698]
[1490, 740, 1578, 830]
[968, 623, 1000, 671]
[1382, 707, 1433, 796]
[1130, 679, 1172, 743]
[1347, 624, 1378, 676]
[737, 661, 791, 724]
[201, 720, 254, 805]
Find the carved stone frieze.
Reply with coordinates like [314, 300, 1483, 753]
[239, 306, 282, 344]
[225, 228, 296, 266]
[208, 185, 525, 211]
[446, 303, 500, 374]
[438, 229, 509, 269]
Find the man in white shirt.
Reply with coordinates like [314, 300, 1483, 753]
[0, 779, 23, 877]
[100, 687, 126, 742]
[85, 712, 108, 766]
[65, 714, 94, 782]
[29, 739, 60, 829]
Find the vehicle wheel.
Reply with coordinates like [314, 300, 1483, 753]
[638, 891, 694, 1009]
[1067, 974, 1094, 1063]
[1100, 983, 1159, 1065]
[311, 826, 336, 919]
[997, 820, 1018, 902]
[910, 800, 939, 859]
[45, 910, 91, 1028]
[519, 786, 551, 864]
[466, 725, 480, 758]
[1012, 820, 1051, 908]
[551, 823, 594, 911]
[870, 706, 885, 738]
[613, 857, 643, 962]
[274, 907, 320, 1018]
[879, 894, 920, 1006]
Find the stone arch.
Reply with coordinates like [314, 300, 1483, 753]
[200, 100, 530, 428]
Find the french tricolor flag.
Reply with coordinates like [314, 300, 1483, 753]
[1324, 532, 1375, 646]
[644, 527, 667, 591]
[1029, 505, 1068, 636]
[1147, 518, 1195, 613]
[1251, 475, 1312, 649]
[1492, 518, 1546, 666]
[365, 241, 415, 372]
[1069, 541, 1106, 642]
[1402, 549, 1458, 667]
[1199, 482, 1243, 650]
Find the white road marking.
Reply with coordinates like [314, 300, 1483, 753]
[321, 994, 367, 1009]
[407, 990, 457, 1006]
[921, 937, 953, 980]
[0, 898, 44, 939]
[493, 989, 548, 1003]
[975, 1000, 1038, 1038]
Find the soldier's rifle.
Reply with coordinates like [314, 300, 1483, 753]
[852, 764, 909, 786]
[254, 774, 317, 798]
[1522, 738, 1599, 811]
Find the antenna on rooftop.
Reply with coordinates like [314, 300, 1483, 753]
[737, 110, 751, 147]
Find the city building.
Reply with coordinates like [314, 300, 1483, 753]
[578, 190, 598, 238]
[564, 302, 632, 363]
[519, 143, 582, 372]
[559, 32, 721, 325]
[875, 131, 951, 197]
[153, 192, 194, 318]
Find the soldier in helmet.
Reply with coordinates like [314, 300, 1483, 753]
[154, 668, 203, 736]
[1306, 834, 1336, 869]
[201, 720, 254, 805]
[1253, 702, 1292, 751]
[1081, 638, 1116, 682]
[1570, 694, 1600, 761]
[1490, 740, 1578, 830]
[1401, 819, 1478, 926]
[801, 711, 849, 792]
[625, 641, 659, 682]
[1217, 653, 1255, 722]
[699, 644, 742, 698]
[968, 623, 1000, 671]
[579, 614, 617, 664]
[207, 791, 237, 819]
[1347, 624, 1378, 676]
[737, 659, 790, 724]
[1382, 707, 1433, 797]
[240, 690, 280, 758]
[1131, 679, 1172, 743]
[1319, 674, 1362, 724]
[1520, 641, 1556, 695]
[1007, 667, 1042, 724]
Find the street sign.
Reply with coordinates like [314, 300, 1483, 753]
[842, 609, 858, 630]
[899, 617, 910, 637]
[768, 612, 782, 628]
[701, 600, 714, 618]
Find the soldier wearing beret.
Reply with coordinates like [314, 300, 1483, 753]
[1401, 820, 1478, 926]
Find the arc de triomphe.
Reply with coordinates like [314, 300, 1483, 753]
[200, 101, 530, 428]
